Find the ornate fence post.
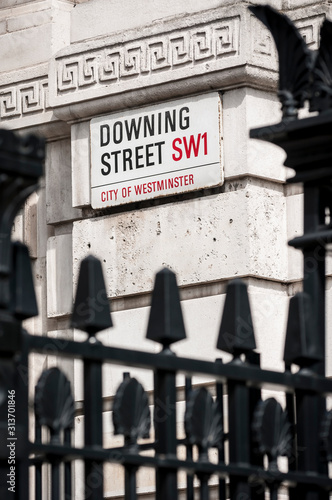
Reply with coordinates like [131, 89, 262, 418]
[146, 268, 186, 500]
[71, 255, 113, 500]
[0, 129, 44, 500]
[250, 5, 332, 498]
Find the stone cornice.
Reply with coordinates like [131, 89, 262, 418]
[0, 65, 49, 123]
[0, 64, 69, 139]
[49, 5, 325, 123]
[50, 5, 270, 122]
[0, 4, 327, 133]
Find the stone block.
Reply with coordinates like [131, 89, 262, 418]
[71, 0, 283, 44]
[285, 0, 331, 10]
[46, 139, 82, 224]
[51, 2, 72, 54]
[0, 20, 6, 35]
[0, 25, 52, 73]
[285, 186, 332, 281]
[25, 186, 54, 260]
[223, 88, 286, 183]
[23, 256, 48, 335]
[248, 282, 289, 371]
[11, 209, 23, 242]
[71, 121, 91, 207]
[286, 188, 303, 282]
[7, 9, 51, 32]
[72, 192, 246, 299]
[24, 192, 38, 259]
[246, 181, 288, 281]
[72, 181, 289, 299]
[47, 234, 73, 317]
[0, 2, 71, 73]
[71, 0, 228, 43]
[0, 0, 32, 8]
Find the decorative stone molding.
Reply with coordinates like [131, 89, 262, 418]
[296, 14, 325, 50]
[48, 5, 327, 123]
[56, 16, 240, 95]
[0, 5, 327, 130]
[49, 6, 258, 121]
[0, 66, 69, 138]
[250, 12, 324, 63]
[0, 78, 48, 120]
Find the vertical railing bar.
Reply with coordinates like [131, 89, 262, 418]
[285, 362, 298, 500]
[296, 186, 329, 500]
[197, 446, 211, 500]
[84, 355, 104, 500]
[269, 483, 279, 500]
[246, 351, 264, 500]
[154, 364, 178, 500]
[199, 475, 209, 500]
[16, 330, 30, 500]
[185, 376, 194, 500]
[124, 460, 138, 500]
[123, 372, 138, 500]
[34, 420, 42, 500]
[64, 428, 72, 500]
[50, 430, 60, 500]
[215, 359, 226, 500]
[227, 368, 252, 499]
[285, 364, 297, 473]
[51, 462, 60, 500]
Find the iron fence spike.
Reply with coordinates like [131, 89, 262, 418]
[146, 267, 186, 347]
[283, 292, 324, 366]
[217, 279, 256, 355]
[71, 255, 112, 335]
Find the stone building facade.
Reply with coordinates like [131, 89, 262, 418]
[1, 0, 332, 498]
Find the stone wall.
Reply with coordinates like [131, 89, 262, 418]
[2, 1, 332, 498]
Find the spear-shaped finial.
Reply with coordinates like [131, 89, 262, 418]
[146, 268, 186, 349]
[283, 292, 323, 366]
[71, 256, 112, 337]
[217, 279, 256, 355]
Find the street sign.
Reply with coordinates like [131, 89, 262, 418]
[90, 92, 223, 208]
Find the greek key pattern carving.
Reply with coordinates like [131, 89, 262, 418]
[252, 14, 324, 57]
[296, 15, 325, 50]
[0, 79, 49, 121]
[56, 17, 240, 94]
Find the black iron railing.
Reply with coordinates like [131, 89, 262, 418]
[1, 4, 332, 500]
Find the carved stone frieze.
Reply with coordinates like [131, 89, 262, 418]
[55, 16, 240, 95]
[251, 13, 325, 65]
[0, 5, 328, 129]
[296, 14, 325, 50]
[0, 78, 48, 120]
[0, 67, 69, 138]
[47, 6, 330, 122]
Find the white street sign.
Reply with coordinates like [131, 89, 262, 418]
[90, 93, 223, 208]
